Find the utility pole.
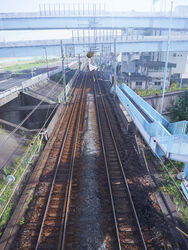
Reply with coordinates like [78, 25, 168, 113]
[60, 40, 66, 103]
[180, 75, 183, 89]
[100, 53, 102, 75]
[114, 38, 117, 99]
[78, 54, 81, 71]
[43, 47, 49, 79]
[160, 1, 173, 114]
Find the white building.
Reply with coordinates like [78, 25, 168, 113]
[121, 52, 176, 89]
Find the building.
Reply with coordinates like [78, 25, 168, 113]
[121, 52, 176, 89]
[122, 72, 151, 90]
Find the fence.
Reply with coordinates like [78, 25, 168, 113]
[116, 84, 188, 159]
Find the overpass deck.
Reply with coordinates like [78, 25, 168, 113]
[1, 35, 188, 57]
[1, 12, 188, 30]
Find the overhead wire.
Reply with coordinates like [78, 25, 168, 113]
[0, 68, 80, 172]
[0, 63, 75, 151]
[0, 69, 81, 220]
[0, 74, 64, 151]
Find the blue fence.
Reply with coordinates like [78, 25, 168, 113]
[120, 84, 169, 127]
[115, 83, 188, 161]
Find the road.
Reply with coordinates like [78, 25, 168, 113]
[0, 61, 76, 91]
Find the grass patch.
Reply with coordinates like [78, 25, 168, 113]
[3, 58, 59, 72]
[134, 83, 188, 97]
[0, 202, 13, 229]
[156, 159, 188, 228]
[0, 135, 42, 232]
[19, 217, 24, 225]
[182, 207, 188, 228]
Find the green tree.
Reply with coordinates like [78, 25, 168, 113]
[167, 91, 188, 122]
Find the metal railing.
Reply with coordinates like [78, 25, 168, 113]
[2, 35, 188, 48]
[168, 121, 188, 135]
[0, 11, 186, 18]
[0, 86, 20, 99]
[0, 62, 77, 101]
[116, 84, 188, 159]
[120, 83, 169, 126]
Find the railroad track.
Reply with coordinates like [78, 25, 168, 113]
[10, 70, 88, 249]
[93, 74, 147, 249]
[97, 76, 182, 249]
[34, 71, 88, 249]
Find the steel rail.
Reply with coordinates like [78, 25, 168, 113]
[94, 74, 147, 249]
[0, 69, 81, 227]
[35, 70, 87, 249]
[93, 77, 121, 248]
[60, 72, 89, 249]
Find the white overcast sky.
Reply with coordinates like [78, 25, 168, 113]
[1, 0, 188, 13]
[1, 0, 188, 42]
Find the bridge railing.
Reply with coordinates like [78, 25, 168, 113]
[116, 84, 188, 158]
[0, 86, 20, 98]
[120, 83, 169, 127]
[1, 11, 186, 18]
[149, 121, 170, 137]
[168, 121, 188, 135]
[116, 87, 151, 134]
[157, 134, 188, 155]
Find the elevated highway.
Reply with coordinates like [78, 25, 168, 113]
[1, 35, 188, 57]
[1, 12, 188, 31]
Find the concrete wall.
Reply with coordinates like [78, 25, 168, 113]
[143, 90, 184, 113]
[46, 69, 79, 136]
[46, 103, 65, 137]
[0, 67, 62, 108]
[0, 93, 56, 129]
[0, 118, 38, 135]
[0, 90, 19, 107]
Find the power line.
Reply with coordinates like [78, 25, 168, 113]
[0, 75, 63, 151]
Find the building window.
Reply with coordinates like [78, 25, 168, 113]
[155, 82, 161, 85]
[173, 53, 176, 57]
[136, 82, 142, 86]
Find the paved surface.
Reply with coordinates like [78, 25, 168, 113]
[0, 61, 76, 92]
[0, 67, 56, 91]
[0, 128, 26, 170]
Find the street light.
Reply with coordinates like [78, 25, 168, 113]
[113, 38, 117, 99]
[43, 46, 49, 79]
[60, 40, 66, 103]
[128, 72, 131, 88]
[31, 67, 37, 78]
[160, 1, 173, 114]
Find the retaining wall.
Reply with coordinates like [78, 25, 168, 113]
[143, 90, 184, 112]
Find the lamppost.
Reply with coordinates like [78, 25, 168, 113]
[60, 40, 66, 103]
[113, 38, 117, 99]
[160, 1, 173, 114]
[128, 72, 131, 88]
[180, 74, 183, 89]
[43, 46, 49, 79]
[31, 67, 37, 78]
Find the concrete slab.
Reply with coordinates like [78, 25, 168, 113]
[25, 79, 63, 103]
[0, 128, 26, 170]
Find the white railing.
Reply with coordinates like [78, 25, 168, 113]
[2, 35, 188, 49]
[0, 11, 186, 18]
[0, 61, 77, 100]
[0, 86, 20, 99]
